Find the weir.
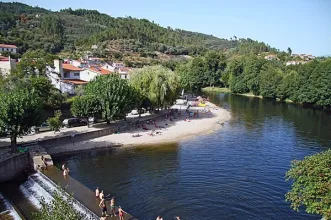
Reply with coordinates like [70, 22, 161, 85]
[0, 192, 22, 220]
[43, 167, 137, 220]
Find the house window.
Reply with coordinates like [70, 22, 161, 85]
[74, 72, 80, 76]
[64, 72, 70, 78]
[125, 75, 127, 79]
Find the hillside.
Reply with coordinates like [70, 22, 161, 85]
[0, 2, 278, 63]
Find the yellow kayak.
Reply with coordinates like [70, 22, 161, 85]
[198, 103, 206, 107]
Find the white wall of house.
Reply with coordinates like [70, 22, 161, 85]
[0, 47, 17, 54]
[119, 74, 129, 79]
[0, 59, 16, 75]
[63, 70, 81, 79]
[80, 69, 99, 81]
[102, 64, 115, 72]
[54, 59, 63, 78]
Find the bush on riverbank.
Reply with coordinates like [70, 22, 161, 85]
[286, 149, 331, 219]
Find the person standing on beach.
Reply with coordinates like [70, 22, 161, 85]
[99, 199, 108, 217]
[110, 197, 116, 217]
[95, 187, 100, 198]
[99, 190, 104, 200]
[62, 164, 66, 171]
[118, 206, 124, 220]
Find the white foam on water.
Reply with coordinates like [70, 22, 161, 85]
[30, 173, 98, 220]
[19, 184, 42, 209]
[0, 192, 22, 220]
[26, 176, 54, 203]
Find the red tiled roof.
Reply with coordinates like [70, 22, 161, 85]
[88, 67, 113, 75]
[0, 56, 8, 61]
[0, 44, 17, 49]
[119, 67, 131, 72]
[61, 79, 88, 85]
[63, 64, 82, 71]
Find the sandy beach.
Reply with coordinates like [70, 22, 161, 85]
[48, 102, 231, 154]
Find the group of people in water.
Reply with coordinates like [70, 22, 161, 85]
[96, 187, 124, 219]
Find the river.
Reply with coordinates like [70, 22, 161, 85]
[54, 93, 331, 220]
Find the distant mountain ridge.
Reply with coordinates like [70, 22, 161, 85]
[0, 1, 277, 61]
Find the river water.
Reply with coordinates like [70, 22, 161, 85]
[54, 93, 331, 220]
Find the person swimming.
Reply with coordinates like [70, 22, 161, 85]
[63, 167, 69, 176]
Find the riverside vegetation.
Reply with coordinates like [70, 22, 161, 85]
[0, 2, 330, 219]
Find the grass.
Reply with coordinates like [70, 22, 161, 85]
[202, 87, 231, 93]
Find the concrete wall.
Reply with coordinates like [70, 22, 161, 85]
[40, 126, 119, 149]
[80, 69, 98, 82]
[0, 153, 30, 182]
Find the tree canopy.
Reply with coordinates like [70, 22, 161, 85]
[84, 74, 138, 123]
[130, 65, 180, 110]
[0, 88, 43, 151]
[286, 150, 331, 219]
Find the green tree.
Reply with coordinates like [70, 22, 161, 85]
[15, 50, 57, 76]
[33, 187, 83, 220]
[286, 149, 331, 219]
[130, 65, 180, 110]
[259, 65, 284, 99]
[287, 47, 292, 55]
[0, 88, 43, 151]
[47, 110, 62, 133]
[85, 74, 137, 124]
[71, 95, 100, 127]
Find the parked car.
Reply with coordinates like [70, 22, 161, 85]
[62, 118, 87, 128]
[33, 122, 51, 133]
[131, 109, 139, 115]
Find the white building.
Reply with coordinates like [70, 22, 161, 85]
[80, 66, 113, 82]
[118, 67, 131, 79]
[0, 56, 16, 75]
[102, 62, 115, 72]
[71, 59, 88, 68]
[48, 60, 88, 95]
[112, 62, 124, 68]
[62, 64, 83, 79]
[0, 44, 17, 54]
[264, 54, 278, 61]
[286, 60, 307, 66]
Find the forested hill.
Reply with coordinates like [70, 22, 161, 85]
[0, 2, 277, 57]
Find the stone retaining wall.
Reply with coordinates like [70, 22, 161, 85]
[0, 153, 30, 182]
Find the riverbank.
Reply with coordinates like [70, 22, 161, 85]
[48, 102, 231, 154]
[202, 87, 294, 102]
